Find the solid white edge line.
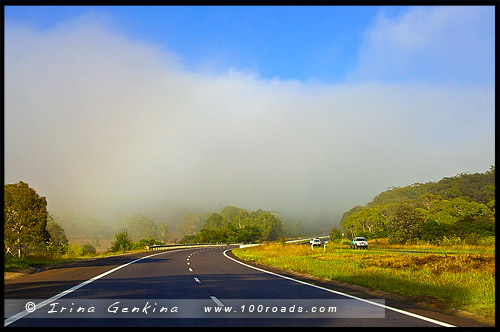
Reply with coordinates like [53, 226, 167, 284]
[223, 248, 455, 327]
[4, 249, 194, 327]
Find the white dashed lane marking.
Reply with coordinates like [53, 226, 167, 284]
[210, 296, 224, 306]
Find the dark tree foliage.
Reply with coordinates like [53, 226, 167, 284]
[4, 182, 51, 257]
[341, 166, 495, 244]
[180, 206, 283, 244]
[370, 165, 495, 207]
[386, 202, 425, 244]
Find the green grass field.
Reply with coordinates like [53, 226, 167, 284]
[232, 239, 495, 321]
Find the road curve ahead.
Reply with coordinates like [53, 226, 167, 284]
[4, 246, 464, 327]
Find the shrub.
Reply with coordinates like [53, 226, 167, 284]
[81, 244, 96, 256]
[135, 238, 164, 249]
[110, 229, 134, 252]
[341, 238, 352, 246]
[438, 235, 465, 246]
[45, 240, 68, 257]
[478, 236, 495, 246]
[65, 244, 83, 258]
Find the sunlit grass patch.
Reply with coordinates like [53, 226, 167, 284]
[233, 242, 495, 321]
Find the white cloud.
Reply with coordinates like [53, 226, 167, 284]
[4, 12, 495, 228]
[351, 6, 494, 84]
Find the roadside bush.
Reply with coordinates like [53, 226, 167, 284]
[110, 229, 134, 252]
[134, 238, 164, 249]
[478, 236, 495, 246]
[81, 244, 96, 256]
[45, 240, 68, 257]
[438, 235, 465, 246]
[463, 233, 482, 245]
[65, 244, 83, 258]
[341, 238, 352, 246]
[179, 234, 198, 244]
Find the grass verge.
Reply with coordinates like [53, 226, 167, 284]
[4, 248, 147, 271]
[232, 242, 495, 321]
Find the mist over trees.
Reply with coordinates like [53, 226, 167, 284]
[5, 165, 494, 259]
[179, 206, 286, 243]
[3, 180, 300, 259]
[4, 181, 171, 258]
[125, 214, 169, 243]
[340, 166, 495, 244]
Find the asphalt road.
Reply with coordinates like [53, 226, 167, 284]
[3, 246, 482, 327]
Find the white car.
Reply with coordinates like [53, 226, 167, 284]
[310, 238, 322, 246]
[350, 237, 368, 249]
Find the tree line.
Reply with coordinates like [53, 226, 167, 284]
[340, 166, 495, 244]
[179, 206, 284, 244]
[4, 182, 287, 259]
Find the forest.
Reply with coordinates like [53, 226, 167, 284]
[340, 165, 495, 244]
[178, 206, 285, 244]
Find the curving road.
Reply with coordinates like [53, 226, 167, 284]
[4, 246, 479, 327]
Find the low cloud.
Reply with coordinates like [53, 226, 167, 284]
[4, 8, 495, 229]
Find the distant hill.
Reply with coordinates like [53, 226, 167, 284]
[370, 166, 495, 206]
[340, 166, 495, 244]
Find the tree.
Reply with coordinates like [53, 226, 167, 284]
[156, 222, 169, 243]
[178, 214, 202, 237]
[219, 206, 249, 227]
[45, 215, 69, 256]
[203, 213, 225, 229]
[340, 207, 386, 239]
[420, 219, 450, 243]
[239, 225, 262, 242]
[254, 210, 283, 241]
[386, 203, 425, 244]
[127, 214, 158, 241]
[45, 215, 69, 246]
[4, 182, 50, 257]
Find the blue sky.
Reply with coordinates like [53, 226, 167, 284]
[4, 6, 496, 229]
[5, 5, 494, 84]
[5, 5, 456, 83]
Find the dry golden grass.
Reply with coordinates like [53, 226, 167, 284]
[361, 253, 495, 275]
[66, 234, 112, 254]
[233, 241, 495, 321]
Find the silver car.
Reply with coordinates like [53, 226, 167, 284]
[350, 237, 368, 249]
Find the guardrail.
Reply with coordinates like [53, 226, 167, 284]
[239, 236, 331, 248]
[146, 242, 257, 251]
[148, 237, 330, 251]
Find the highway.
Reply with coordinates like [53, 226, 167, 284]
[4, 246, 478, 327]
